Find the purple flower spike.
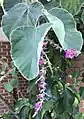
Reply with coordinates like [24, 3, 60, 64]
[33, 45, 48, 117]
[33, 101, 43, 118]
[38, 83, 47, 89]
[35, 101, 43, 112]
[65, 48, 79, 59]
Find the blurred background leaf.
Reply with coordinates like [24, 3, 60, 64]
[39, 0, 60, 10]
[61, 0, 84, 14]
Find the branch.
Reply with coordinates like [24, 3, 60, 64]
[42, 50, 53, 75]
[48, 39, 63, 51]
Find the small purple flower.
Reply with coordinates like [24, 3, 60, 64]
[43, 41, 48, 47]
[38, 82, 47, 89]
[35, 101, 43, 112]
[37, 93, 45, 100]
[65, 48, 78, 59]
[33, 101, 43, 117]
[39, 59, 44, 65]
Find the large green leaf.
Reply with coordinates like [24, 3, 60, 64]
[4, 0, 22, 11]
[2, 2, 44, 38]
[10, 23, 51, 80]
[43, 10, 65, 48]
[49, 8, 83, 51]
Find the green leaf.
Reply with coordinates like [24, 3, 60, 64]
[79, 87, 84, 99]
[49, 8, 83, 51]
[60, 113, 66, 119]
[4, 79, 19, 92]
[42, 100, 54, 111]
[63, 88, 74, 107]
[10, 79, 19, 88]
[1, 113, 14, 119]
[19, 106, 29, 119]
[72, 71, 80, 78]
[4, 82, 13, 92]
[4, 0, 22, 11]
[42, 100, 54, 118]
[27, 77, 38, 93]
[61, 0, 83, 14]
[10, 23, 51, 80]
[15, 98, 29, 113]
[75, 113, 84, 119]
[43, 10, 65, 48]
[2, 2, 44, 38]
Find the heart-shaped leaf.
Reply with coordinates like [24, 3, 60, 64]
[49, 8, 83, 51]
[4, 0, 22, 11]
[43, 10, 65, 47]
[2, 2, 44, 39]
[10, 23, 51, 80]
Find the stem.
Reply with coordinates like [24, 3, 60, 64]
[48, 39, 63, 51]
[17, 89, 24, 98]
[42, 50, 53, 74]
[0, 95, 20, 119]
[0, 68, 16, 81]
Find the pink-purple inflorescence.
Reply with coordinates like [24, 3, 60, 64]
[33, 43, 47, 117]
[65, 48, 80, 59]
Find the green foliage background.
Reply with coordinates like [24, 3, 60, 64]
[0, 0, 84, 119]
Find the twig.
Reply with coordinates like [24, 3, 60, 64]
[42, 50, 53, 75]
[48, 39, 63, 51]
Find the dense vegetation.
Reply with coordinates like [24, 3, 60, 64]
[0, 0, 84, 119]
